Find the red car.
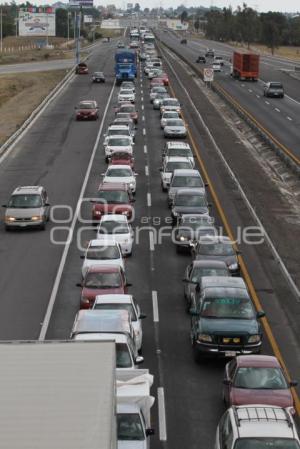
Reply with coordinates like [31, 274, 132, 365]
[75, 62, 88, 74]
[109, 151, 135, 169]
[223, 355, 297, 412]
[160, 72, 169, 86]
[77, 264, 130, 309]
[118, 103, 138, 124]
[91, 182, 135, 222]
[75, 100, 98, 121]
[150, 78, 165, 88]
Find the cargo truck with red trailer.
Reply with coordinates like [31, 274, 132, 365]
[231, 51, 259, 81]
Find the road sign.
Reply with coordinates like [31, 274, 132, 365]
[203, 67, 214, 82]
[69, 0, 93, 8]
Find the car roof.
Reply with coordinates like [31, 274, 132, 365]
[176, 188, 205, 195]
[201, 276, 246, 289]
[12, 185, 44, 195]
[74, 333, 127, 343]
[94, 294, 133, 305]
[108, 125, 130, 130]
[173, 169, 200, 176]
[107, 135, 132, 140]
[192, 260, 229, 269]
[100, 214, 128, 223]
[232, 406, 296, 439]
[106, 164, 132, 170]
[72, 310, 131, 335]
[98, 182, 128, 191]
[236, 355, 280, 368]
[88, 240, 119, 248]
[166, 141, 191, 149]
[86, 264, 122, 274]
[198, 235, 233, 244]
[165, 156, 192, 163]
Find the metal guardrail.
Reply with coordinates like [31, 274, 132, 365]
[156, 36, 300, 177]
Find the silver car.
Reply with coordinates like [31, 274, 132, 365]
[164, 118, 187, 138]
[3, 185, 50, 230]
[150, 86, 167, 103]
[153, 92, 169, 109]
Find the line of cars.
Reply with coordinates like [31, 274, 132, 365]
[142, 39, 300, 448]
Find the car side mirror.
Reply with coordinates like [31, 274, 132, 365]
[223, 379, 231, 386]
[256, 310, 265, 319]
[208, 203, 213, 208]
[139, 313, 147, 319]
[135, 356, 144, 364]
[189, 307, 199, 316]
[101, 173, 105, 176]
[159, 168, 163, 171]
[2, 204, 7, 207]
[146, 428, 155, 436]
[45, 203, 50, 207]
[126, 282, 133, 287]
[76, 283, 82, 287]
[290, 380, 298, 387]
[236, 250, 242, 255]
[80, 255, 84, 259]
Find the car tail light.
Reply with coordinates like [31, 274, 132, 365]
[80, 297, 91, 309]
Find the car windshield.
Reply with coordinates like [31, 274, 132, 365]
[108, 138, 131, 146]
[270, 83, 283, 88]
[84, 272, 121, 288]
[197, 241, 235, 255]
[97, 190, 129, 203]
[94, 72, 103, 76]
[179, 226, 216, 238]
[153, 87, 166, 93]
[234, 438, 300, 449]
[164, 99, 179, 106]
[201, 297, 254, 319]
[108, 129, 129, 136]
[163, 113, 179, 119]
[233, 367, 288, 389]
[165, 162, 191, 172]
[120, 89, 134, 95]
[172, 176, 203, 188]
[117, 413, 145, 441]
[168, 148, 192, 157]
[8, 194, 42, 208]
[190, 267, 229, 283]
[175, 194, 206, 207]
[116, 343, 132, 368]
[86, 246, 120, 260]
[99, 221, 129, 234]
[79, 103, 95, 109]
[120, 106, 135, 113]
[107, 168, 132, 177]
[166, 120, 184, 127]
[116, 113, 131, 119]
[94, 303, 137, 321]
[181, 216, 213, 227]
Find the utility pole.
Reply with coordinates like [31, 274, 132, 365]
[75, 8, 81, 64]
[67, 11, 70, 41]
[0, 8, 3, 53]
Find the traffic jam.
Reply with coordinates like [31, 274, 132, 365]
[2, 25, 299, 449]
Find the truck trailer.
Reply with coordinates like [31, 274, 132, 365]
[0, 340, 117, 449]
[115, 50, 137, 84]
[231, 51, 259, 81]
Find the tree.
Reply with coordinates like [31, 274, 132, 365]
[236, 3, 259, 48]
[134, 3, 140, 12]
[194, 17, 200, 33]
[260, 12, 287, 54]
[180, 10, 188, 23]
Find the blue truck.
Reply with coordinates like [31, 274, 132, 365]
[115, 50, 137, 84]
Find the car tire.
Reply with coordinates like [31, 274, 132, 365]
[40, 221, 46, 231]
[161, 183, 167, 192]
[192, 341, 202, 363]
[176, 245, 182, 254]
[5, 225, 11, 231]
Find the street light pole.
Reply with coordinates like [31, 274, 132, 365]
[67, 11, 70, 41]
[0, 8, 3, 53]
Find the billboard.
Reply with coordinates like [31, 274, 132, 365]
[69, 0, 94, 7]
[19, 11, 56, 37]
[84, 15, 93, 23]
[165, 19, 188, 30]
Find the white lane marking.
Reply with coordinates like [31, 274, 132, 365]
[149, 230, 155, 251]
[241, 84, 245, 87]
[152, 291, 159, 322]
[144, 144, 147, 154]
[147, 192, 152, 207]
[145, 165, 149, 176]
[265, 101, 270, 105]
[141, 96, 144, 102]
[256, 95, 260, 98]
[285, 94, 300, 106]
[248, 89, 253, 93]
[275, 108, 281, 112]
[141, 89, 143, 94]
[143, 128, 146, 135]
[39, 81, 116, 340]
[142, 104, 144, 110]
[287, 116, 293, 121]
[142, 115, 145, 121]
[158, 387, 167, 441]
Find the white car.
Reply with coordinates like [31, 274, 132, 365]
[103, 126, 133, 146]
[96, 214, 134, 256]
[102, 165, 137, 194]
[118, 88, 135, 103]
[164, 118, 187, 138]
[160, 157, 193, 191]
[160, 97, 181, 115]
[93, 294, 147, 352]
[160, 111, 180, 128]
[104, 135, 134, 161]
[212, 62, 221, 72]
[214, 55, 224, 66]
[81, 240, 125, 278]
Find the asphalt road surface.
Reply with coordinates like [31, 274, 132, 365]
[0, 36, 299, 449]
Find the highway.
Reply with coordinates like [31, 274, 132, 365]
[157, 30, 300, 161]
[0, 35, 299, 449]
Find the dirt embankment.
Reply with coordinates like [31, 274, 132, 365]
[0, 70, 66, 145]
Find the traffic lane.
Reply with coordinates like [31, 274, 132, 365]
[142, 74, 281, 448]
[158, 48, 300, 394]
[158, 31, 300, 105]
[0, 46, 116, 339]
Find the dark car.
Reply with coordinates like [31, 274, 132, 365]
[180, 39, 187, 44]
[91, 182, 135, 223]
[263, 82, 284, 98]
[171, 188, 210, 223]
[190, 276, 265, 361]
[223, 355, 297, 411]
[174, 214, 216, 251]
[75, 62, 88, 74]
[196, 56, 206, 63]
[76, 264, 130, 309]
[192, 236, 241, 275]
[75, 100, 99, 121]
[183, 260, 230, 311]
[205, 49, 214, 58]
[92, 72, 105, 83]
